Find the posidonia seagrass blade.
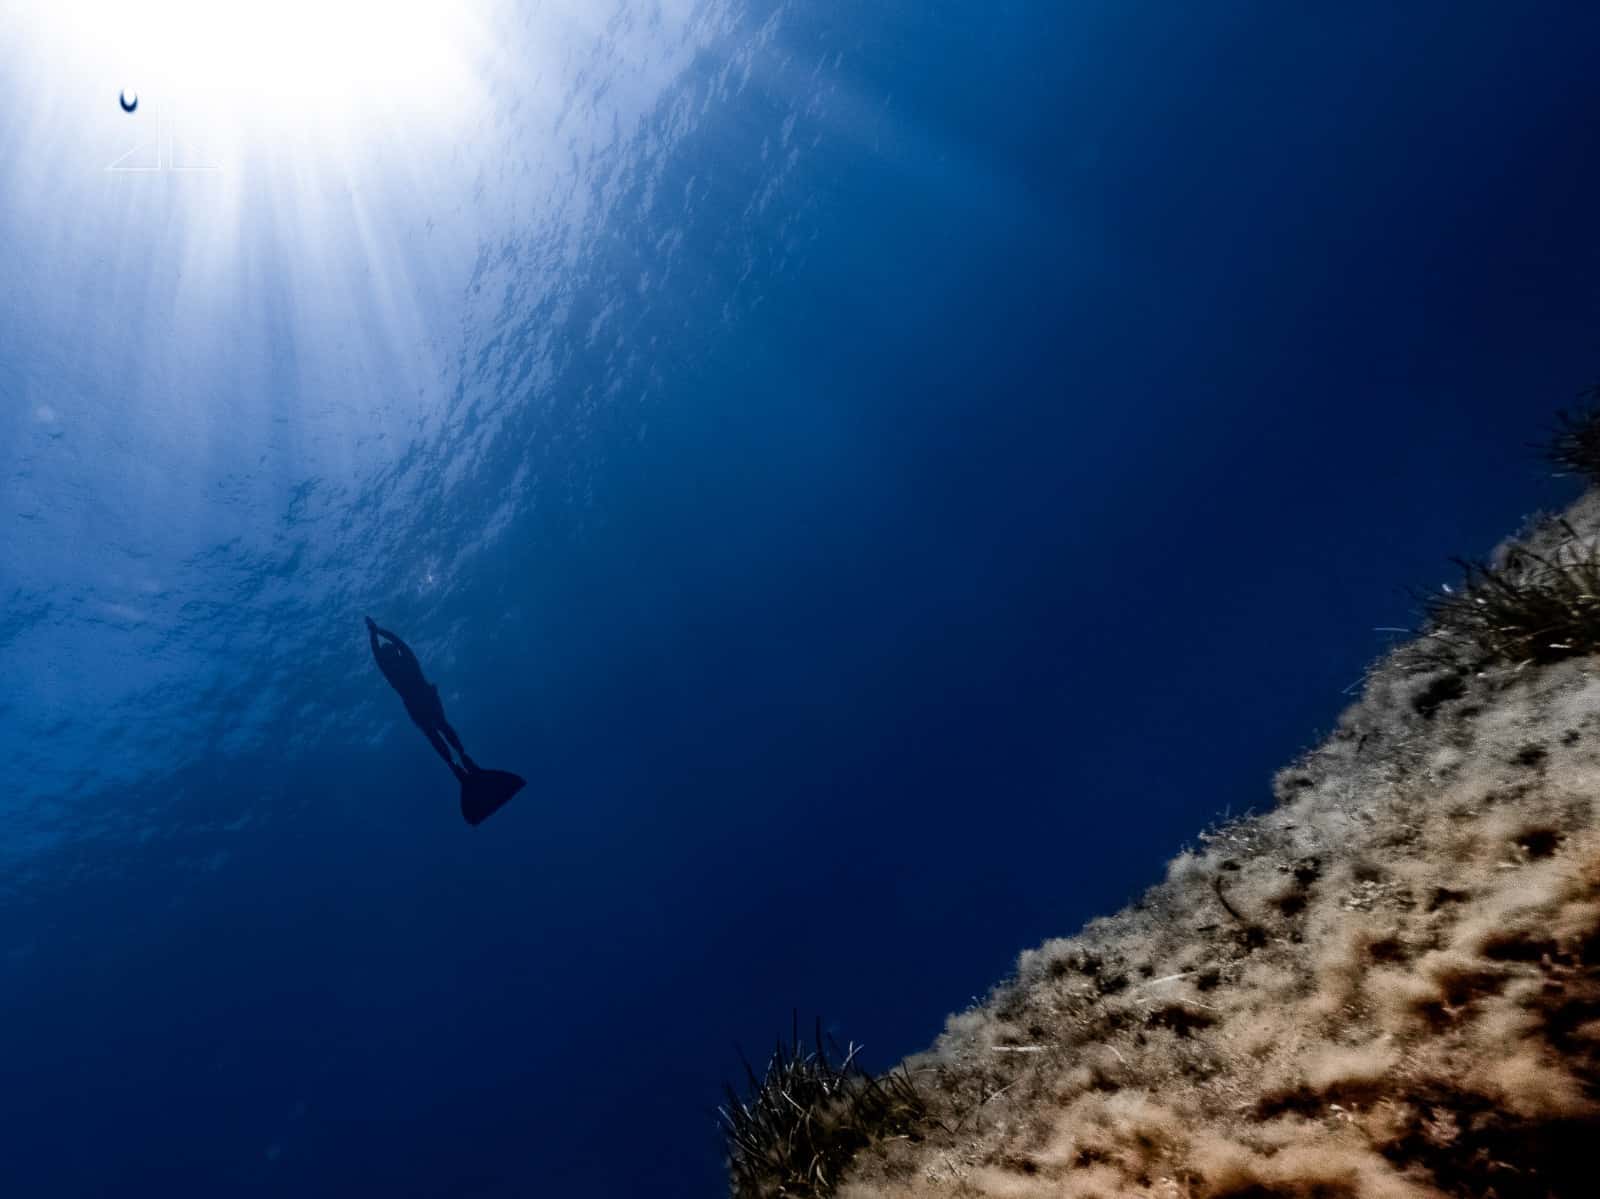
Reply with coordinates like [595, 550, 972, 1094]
[720, 1017, 929, 1199]
[1544, 386, 1600, 483]
[1416, 530, 1600, 668]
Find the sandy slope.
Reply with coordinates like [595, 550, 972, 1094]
[838, 495, 1600, 1199]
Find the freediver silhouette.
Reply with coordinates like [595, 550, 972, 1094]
[366, 616, 525, 825]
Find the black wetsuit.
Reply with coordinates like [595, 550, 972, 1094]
[368, 622, 477, 780]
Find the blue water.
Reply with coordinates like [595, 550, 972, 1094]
[3, 2, 1598, 1194]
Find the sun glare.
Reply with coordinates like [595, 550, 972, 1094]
[47, 0, 483, 134]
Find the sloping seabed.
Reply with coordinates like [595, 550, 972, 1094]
[832, 493, 1600, 1199]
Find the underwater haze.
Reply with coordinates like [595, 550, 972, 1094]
[3, 2, 1599, 1195]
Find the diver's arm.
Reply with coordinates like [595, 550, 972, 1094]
[366, 616, 418, 662]
[367, 617, 400, 644]
[384, 632, 419, 663]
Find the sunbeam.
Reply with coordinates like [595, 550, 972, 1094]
[25, 0, 491, 143]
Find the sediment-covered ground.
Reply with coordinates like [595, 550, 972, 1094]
[835, 495, 1600, 1199]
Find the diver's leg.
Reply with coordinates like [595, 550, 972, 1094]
[437, 718, 477, 774]
[421, 724, 467, 782]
